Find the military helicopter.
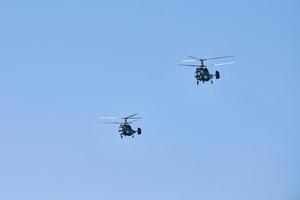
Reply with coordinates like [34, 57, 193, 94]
[98, 113, 142, 138]
[180, 55, 235, 85]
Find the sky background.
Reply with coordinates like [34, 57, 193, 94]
[0, 0, 299, 199]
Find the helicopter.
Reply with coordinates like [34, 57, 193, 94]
[180, 55, 235, 85]
[98, 113, 142, 138]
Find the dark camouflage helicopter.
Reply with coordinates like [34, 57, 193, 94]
[98, 114, 142, 138]
[180, 55, 235, 85]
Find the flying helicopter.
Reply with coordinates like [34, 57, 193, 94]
[180, 55, 235, 85]
[98, 113, 142, 138]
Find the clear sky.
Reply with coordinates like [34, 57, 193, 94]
[0, 0, 299, 199]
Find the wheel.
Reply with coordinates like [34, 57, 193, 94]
[197, 81, 199, 85]
[137, 128, 142, 135]
[215, 71, 220, 79]
[211, 80, 213, 84]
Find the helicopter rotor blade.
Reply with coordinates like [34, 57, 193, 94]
[181, 59, 197, 62]
[213, 62, 235, 67]
[97, 116, 121, 124]
[179, 64, 200, 67]
[188, 56, 201, 60]
[204, 55, 235, 61]
[98, 121, 122, 124]
[123, 113, 138, 119]
[128, 117, 141, 120]
[128, 120, 138, 124]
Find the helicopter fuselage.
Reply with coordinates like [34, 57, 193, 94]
[119, 124, 135, 136]
[118, 123, 142, 138]
[195, 67, 213, 82]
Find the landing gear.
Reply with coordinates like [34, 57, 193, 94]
[211, 80, 213, 84]
[120, 134, 123, 139]
[197, 81, 199, 85]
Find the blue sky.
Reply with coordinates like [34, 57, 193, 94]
[0, 0, 299, 199]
